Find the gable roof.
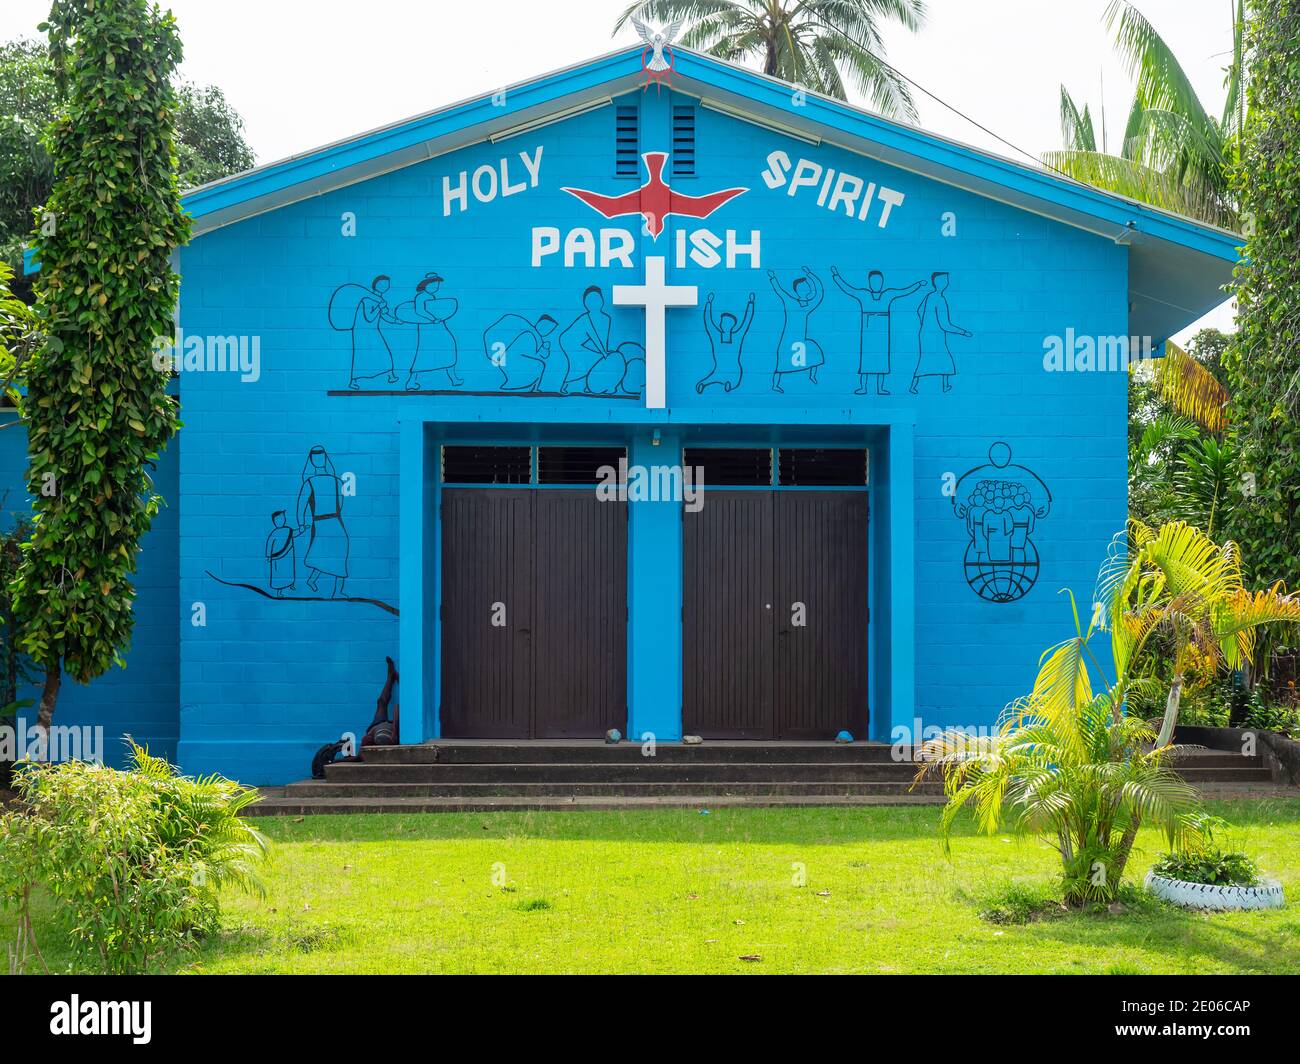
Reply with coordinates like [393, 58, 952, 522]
[87, 46, 1257, 343]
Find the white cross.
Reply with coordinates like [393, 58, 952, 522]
[613, 255, 697, 409]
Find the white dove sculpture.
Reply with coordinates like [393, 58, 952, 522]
[632, 16, 684, 72]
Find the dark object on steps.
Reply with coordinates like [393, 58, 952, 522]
[605, 729, 622, 744]
[311, 740, 346, 780]
[362, 656, 400, 748]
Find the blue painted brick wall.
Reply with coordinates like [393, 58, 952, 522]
[0, 415, 179, 766]
[22, 87, 1128, 783]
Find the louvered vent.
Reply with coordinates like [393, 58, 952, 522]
[442, 446, 532, 484]
[615, 104, 640, 177]
[683, 448, 773, 486]
[777, 448, 869, 487]
[671, 105, 696, 176]
[537, 446, 627, 484]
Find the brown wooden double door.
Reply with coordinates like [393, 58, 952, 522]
[683, 491, 869, 739]
[440, 489, 627, 738]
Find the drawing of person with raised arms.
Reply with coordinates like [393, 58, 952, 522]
[697, 291, 754, 394]
[831, 267, 925, 395]
[768, 267, 825, 393]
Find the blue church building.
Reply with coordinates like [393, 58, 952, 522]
[9, 45, 1238, 785]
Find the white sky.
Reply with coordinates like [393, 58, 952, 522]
[1, 0, 1237, 340]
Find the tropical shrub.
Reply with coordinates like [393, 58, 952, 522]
[916, 520, 1300, 906]
[1152, 817, 1260, 887]
[1121, 521, 1300, 747]
[0, 743, 266, 973]
[1241, 690, 1300, 737]
[1152, 848, 1259, 888]
[914, 589, 1204, 907]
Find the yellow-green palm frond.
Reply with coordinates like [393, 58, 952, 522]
[1152, 341, 1229, 433]
[1211, 585, 1300, 668]
[1129, 520, 1242, 603]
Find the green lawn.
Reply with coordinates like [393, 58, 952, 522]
[10, 800, 1300, 974]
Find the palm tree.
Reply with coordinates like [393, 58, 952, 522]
[915, 585, 1203, 906]
[1043, 0, 1245, 229]
[916, 520, 1300, 904]
[613, 0, 927, 121]
[1117, 521, 1300, 747]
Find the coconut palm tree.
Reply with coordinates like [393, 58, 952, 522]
[613, 0, 927, 121]
[1043, 0, 1245, 229]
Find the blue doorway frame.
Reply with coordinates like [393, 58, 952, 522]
[399, 409, 915, 745]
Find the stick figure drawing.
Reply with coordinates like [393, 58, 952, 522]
[697, 291, 754, 394]
[768, 267, 825, 392]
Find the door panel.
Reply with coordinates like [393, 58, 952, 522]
[440, 490, 534, 738]
[683, 492, 775, 739]
[440, 489, 628, 739]
[533, 492, 627, 738]
[683, 490, 869, 741]
[774, 492, 870, 739]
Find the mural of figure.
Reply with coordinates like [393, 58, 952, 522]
[265, 510, 295, 597]
[393, 272, 462, 391]
[560, 285, 613, 391]
[831, 267, 925, 395]
[327, 275, 399, 390]
[768, 267, 824, 393]
[697, 291, 754, 394]
[296, 445, 350, 600]
[910, 271, 971, 394]
[482, 313, 559, 392]
[560, 285, 645, 396]
[952, 442, 1052, 603]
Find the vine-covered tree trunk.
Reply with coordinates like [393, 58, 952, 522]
[1225, 1, 1300, 587]
[10, 1, 189, 729]
[35, 662, 60, 736]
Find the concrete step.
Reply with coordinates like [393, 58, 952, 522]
[245, 793, 949, 816]
[1169, 752, 1265, 769]
[285, 780, 947, 799]
[360, 741, 905, 765]
[1173, 767, 1274, 783]
[323, 761, 921, 784]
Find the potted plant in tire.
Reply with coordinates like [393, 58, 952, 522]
[1146, 820, 1285, 912]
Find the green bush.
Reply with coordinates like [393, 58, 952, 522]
[1152, 849, 1260, 887]
[0, 742, 267, 973]
[1241, 688, 1300, 736]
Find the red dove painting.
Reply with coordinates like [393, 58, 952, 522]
[562, 152, 747, 239]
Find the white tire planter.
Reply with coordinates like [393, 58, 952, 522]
[1145, 872, 1286, 912]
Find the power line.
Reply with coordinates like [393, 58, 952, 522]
[804, 14, 1084, 183]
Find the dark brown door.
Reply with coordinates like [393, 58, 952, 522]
[774, 492, 869, 739]
[683, 491, 868, 739]
[533, 492, 627, 738]
[439, 489, 626, 739]
[683, 492, 775, 738]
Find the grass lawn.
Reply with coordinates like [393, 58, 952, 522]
[9, 799, 1300, 974]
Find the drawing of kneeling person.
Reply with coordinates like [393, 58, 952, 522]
[698, 291, 754, 393]
[483, 313, 558, 391]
